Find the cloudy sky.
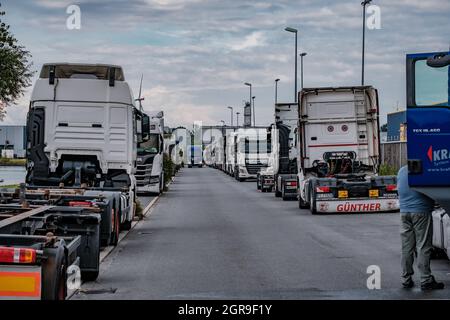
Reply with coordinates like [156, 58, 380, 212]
[1, 0, 449, 128]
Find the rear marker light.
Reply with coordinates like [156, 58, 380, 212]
[316, 186, 331, 193]
[286, 181, 297, 187]
[386, 184, 397, 192]
[69, 201, 92, 207]
[0, 247, 37, 264]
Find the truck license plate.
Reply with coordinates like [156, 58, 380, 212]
[369, 190, 379, 198]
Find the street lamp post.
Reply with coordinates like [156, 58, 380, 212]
[361, 0, 372, 86]
[285, 27, 298, 102]
[236, 112, 240, 127]
[227, 106, 233, 126]
[300, 52, 307, 90]
[252, 96, 255, 126]
[244, 83, 253, 126]
[275, 79, 280, 104]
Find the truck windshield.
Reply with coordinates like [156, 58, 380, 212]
[415, 60, 449, 106]
[241, 140, 271, 154]
[138, 134, 159, 155]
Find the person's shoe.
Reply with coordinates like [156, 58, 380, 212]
[421, 277, 445, 290]
[402, 279, 414, 289]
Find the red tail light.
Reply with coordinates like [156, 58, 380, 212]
[69, 201, 92, 207]
[286, 181, 297, 187]
[0, 247, 37, 264]
[316, 186, 331, 193]
[386, 184, 397, 192]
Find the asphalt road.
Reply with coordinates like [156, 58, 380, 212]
[74, 167, 450, 299]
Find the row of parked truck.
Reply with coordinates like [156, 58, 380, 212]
[205, 50, 450, 257]
[0, 63, 167, 299]
[205, 85, 400, 214]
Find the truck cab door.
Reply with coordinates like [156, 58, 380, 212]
[406, 51, 450, 187]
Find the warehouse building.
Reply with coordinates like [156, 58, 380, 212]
[0, 125, 26, 158]
[387, 110, 406, 142]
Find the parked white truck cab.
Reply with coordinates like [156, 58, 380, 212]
[233, 128, 270, 182]
[136, 111, 165, 195]
[26, 63, 139, 230]
[297, 86, 399, 214]
[258, 103, 299, 200]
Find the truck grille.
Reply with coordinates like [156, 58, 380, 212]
[136, 163, 152, 185]
[246, 163, 267, 175]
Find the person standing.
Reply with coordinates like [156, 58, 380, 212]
[397, 165, 444, 290]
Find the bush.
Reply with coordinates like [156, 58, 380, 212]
[379, 164, 398, 176]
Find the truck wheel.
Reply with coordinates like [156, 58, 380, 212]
[110, 201, 120, 246]
[275, 184, 282, 197]
[81, 270, 100, 282]
[42, 246, 67, 300]
[299, 195, 309, 209]
[309, 191, 317, 215]
[121, 219, 132, 231]
[282, 186, 288, 201]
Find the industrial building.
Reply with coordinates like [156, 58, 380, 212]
[0, 125, 26, 158]
[387, 110, 406, 142]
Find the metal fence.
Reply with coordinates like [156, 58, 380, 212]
[380, 141, 407, 170]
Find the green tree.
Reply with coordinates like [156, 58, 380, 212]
[0, 3, 34, 119]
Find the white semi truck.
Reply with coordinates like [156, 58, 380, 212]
[232, 128, 270, 182]
[136, 111, 165, 195]
[0, 63, 143, 299]
[187, 145, 203, 168]
[26, 63, 139, 231]
[297, 86, 399, 214]
[258, 103, 299, 200]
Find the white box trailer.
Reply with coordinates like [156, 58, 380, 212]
[297, 86, 399, 214]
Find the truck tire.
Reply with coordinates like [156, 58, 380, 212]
[309, 190, 318, 215]
[81, 270, 100, 282]
[121, 219, 132, 231]
[299, 194, 309, 209]
[110, 200, 120, 246]
[42, 245, 67, 300]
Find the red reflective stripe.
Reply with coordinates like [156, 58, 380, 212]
[68, 201, 92, 207]
[308, 143, 368, 148]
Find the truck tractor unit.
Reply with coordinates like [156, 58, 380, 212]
[297, 86, 399, 214]
[405, 51, 450, 256]
[25, 63, 141, 230]
[258, 103, 299, 200]
[187, 144, 203, 168]
[233, 128, 270, 182]
[136, 111, 165, 195]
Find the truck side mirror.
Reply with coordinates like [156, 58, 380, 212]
[49, 65, 56, 85]
[109, 67, 116, 87]
[427, 53, 450, 68]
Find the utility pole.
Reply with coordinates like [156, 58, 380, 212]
[361, 0, 372, 86]
[275, 79, 280, 104]
[227, 106, 233, 126]
[285, 27, 298, 102]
